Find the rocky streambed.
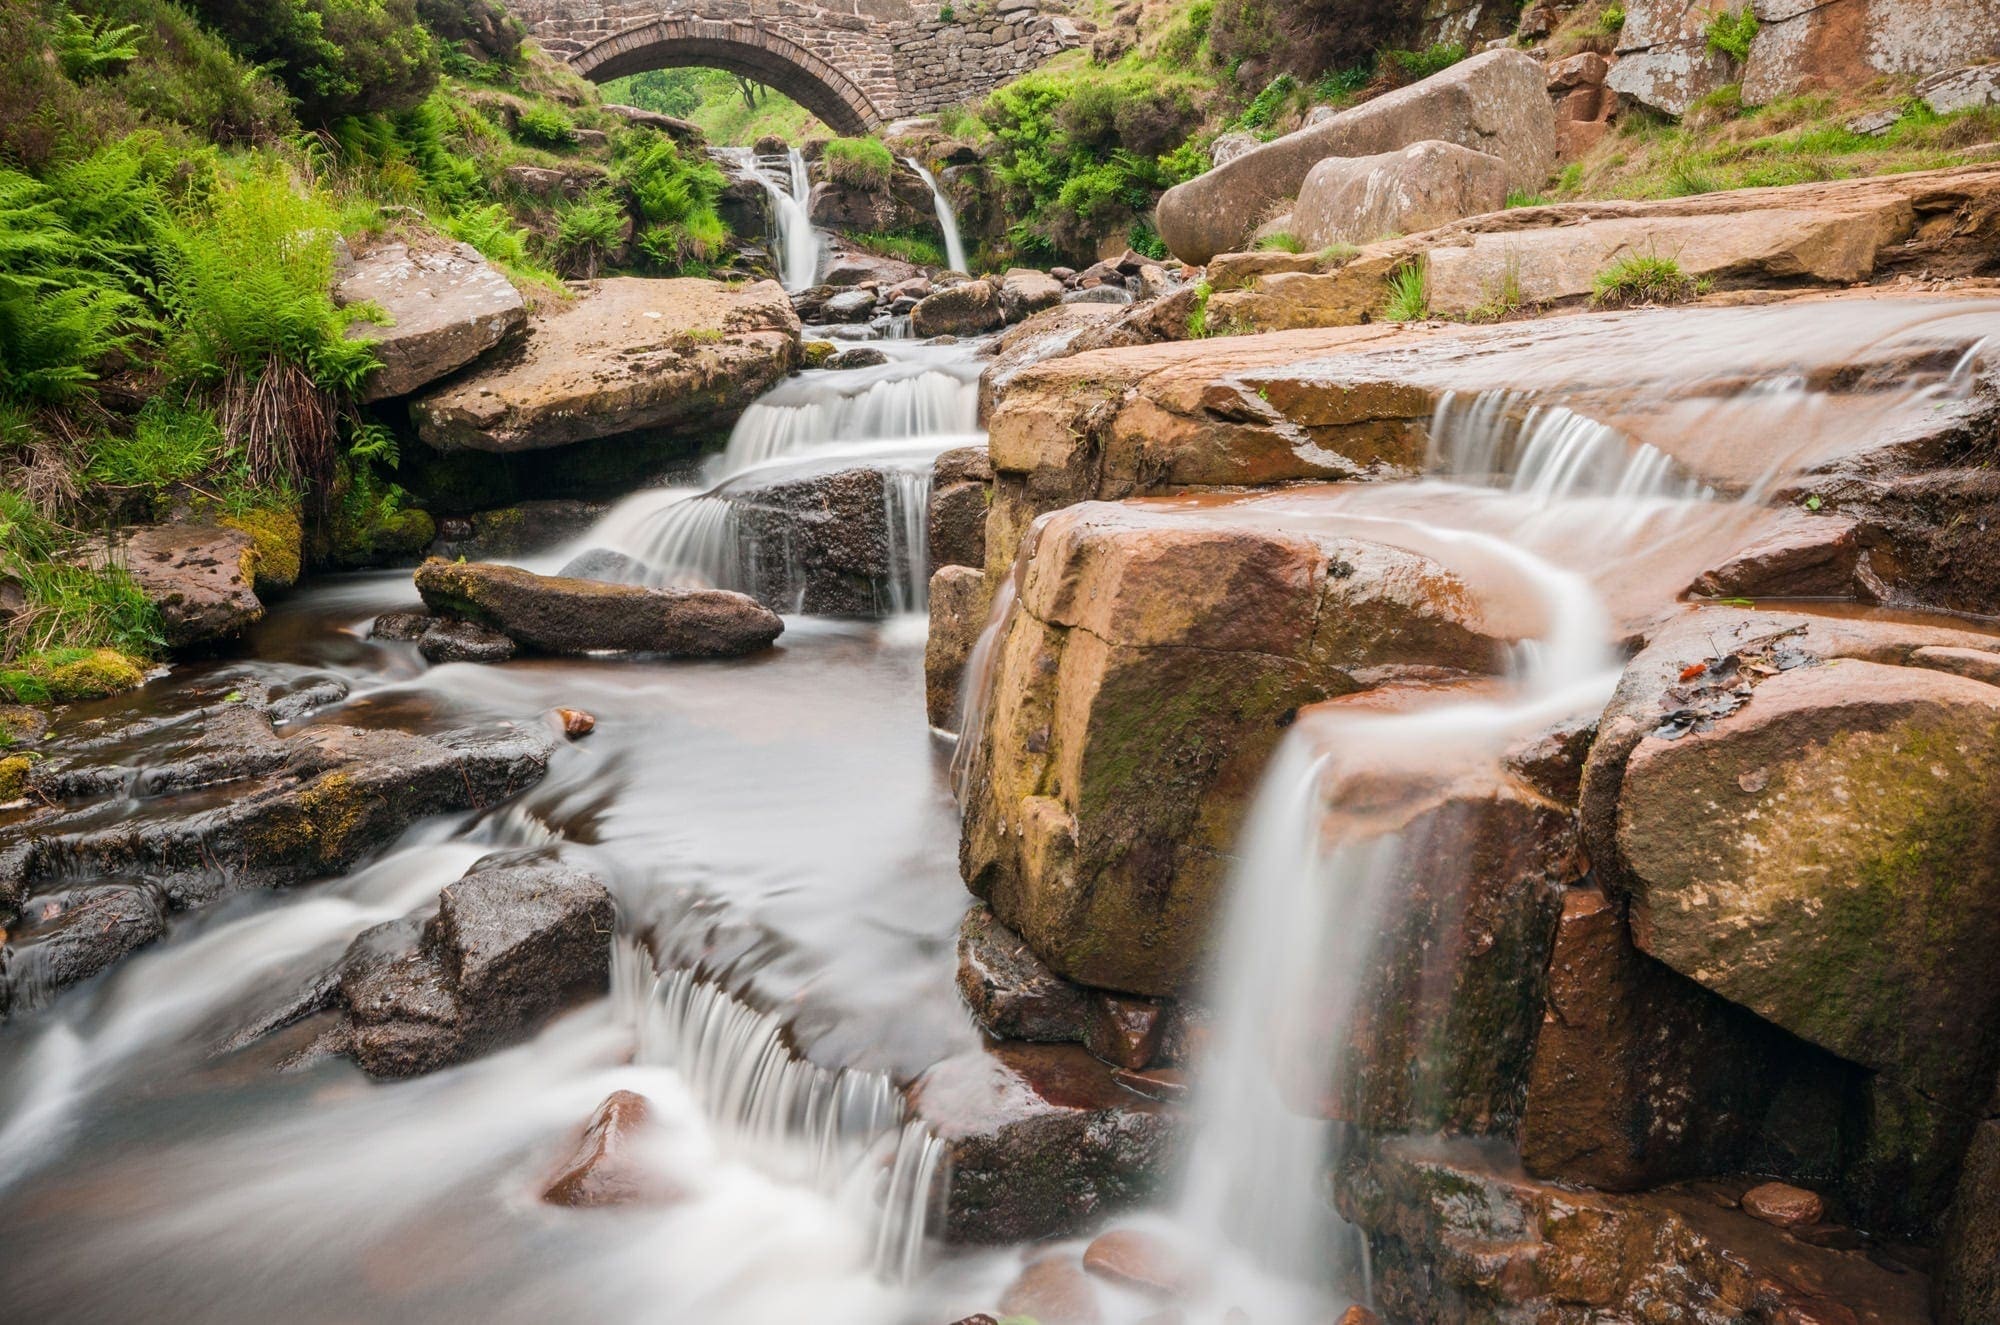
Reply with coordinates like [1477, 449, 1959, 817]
[3, 282, 2000, 1325]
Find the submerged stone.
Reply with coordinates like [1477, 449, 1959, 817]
[414, 559, 783, 656]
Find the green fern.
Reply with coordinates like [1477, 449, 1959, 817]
[54, 9, 142, 82]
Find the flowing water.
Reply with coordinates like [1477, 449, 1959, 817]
[905, 158, 969, 275]
[727, 146, 823, 291]
[3, 288, 1995, 1325]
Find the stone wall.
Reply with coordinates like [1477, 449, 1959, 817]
[505, 0, 1083, 131]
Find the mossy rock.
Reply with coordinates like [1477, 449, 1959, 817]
[216, 503, 305, 591]
[803, 340, 837, 368]
[0, 648, 147, 705]
[0, 754, 29, 800]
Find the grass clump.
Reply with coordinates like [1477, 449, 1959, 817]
[849, 230, 947, 268]
[1254, 231, 1306, 252]
[1381, 258, 1429, 321]
[0, 492, 162, 665]
[1591, 252, 1704, 306]
[1380, 43, 1466, 87]
[511, 101, 575, 148]
[86, 399, 222, 490]
[823, 136, 897, 190]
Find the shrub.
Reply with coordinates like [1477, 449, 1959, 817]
[1592, 252, 1702, 306]
[1128, 221, 1169, 260]
[823, 136, 896, 190]
[1209, 0, 1424, 85]
[441, 202, 558, 286]
[1704, 6, 1758, 61]
[187, 0, 441, 122]
[512, 101, 575, 147]
[1381, 257, 1429, 320]
[1235, 73, 1297, 132]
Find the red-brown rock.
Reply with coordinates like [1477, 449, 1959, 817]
[999, 1256, 1103, 1325]
[1742, 1181, 1826, 1229]
[1084, 994, 1165, 1070]
[1081, 1228, 1204, 1300]
[556, 707, 596, 738]
[542, 1090, 677, 1208]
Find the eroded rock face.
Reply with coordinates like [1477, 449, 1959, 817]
[924, 563, 993, 730]
[928, 445, 991, 572]
[1155, 50, 1555, 263]
[94, 524, 263, 649]
[336, 239, 526, 403]
[412, 278, 800, 453]
[910, 1041, 1184, 1243]
[1291, 140, 1508, 250]
[339, 860, 614, 1078]
[958, 502, 1512, 996]
[413, 559, 783, 656]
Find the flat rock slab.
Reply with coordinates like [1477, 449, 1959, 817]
[92, 523, 262, 649]
[414, 559, 783, 656]
[337, 240, 526, 402]
[412, 277, 800, 453]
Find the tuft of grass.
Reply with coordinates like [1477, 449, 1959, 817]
[1254, 231, 1306, 253]
[1185, 279, 1213, 338]
[822, 136, 897, 191]
[1317, 242, 1359, 266]
[1381, 43, 1467, 86]
[1506, 190, 1546, 208]
[1467, 259, 1525, 322]
[1591, 252, 1704, 307]
[86, 399, 221, 489]
[0, 492, 162, 663]
[1381, 258, 1430, 321]
[848, 230, 947, 268]
[1599, 4, 1626, 34]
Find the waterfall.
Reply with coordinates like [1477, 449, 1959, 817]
[732, 146, 823, 291]
[905, 158, 968, 275]
[718, 367, 979, 475]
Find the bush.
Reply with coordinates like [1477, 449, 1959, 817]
[823, 136, 896, 190]
[54, 9, 140, 81]
[187, 0, 440, 122]
[981, 64, 1206, 259]
[552, 188, 627, 278]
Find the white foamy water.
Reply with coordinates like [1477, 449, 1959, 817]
[905, 157, 968, 275]
[727, 146, 823, 291]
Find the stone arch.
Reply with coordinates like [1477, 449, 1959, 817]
[570, 20, 884, 136]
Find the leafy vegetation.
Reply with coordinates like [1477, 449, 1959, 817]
[847, 230, 948, 268]
[1704, 6, 1759, 62]
[602, 67, 820, 145]
[1381, 258, 1429, 321]
[512, 102, 576, 148]
[1254, 231, 1305, 253]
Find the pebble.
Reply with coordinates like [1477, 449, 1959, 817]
[1742, 1180, 1826, 1228]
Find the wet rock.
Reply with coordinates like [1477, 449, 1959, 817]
[0, 881, 168, 1016]
[554, 548, 650, 585]
[999, 1256, 1103, 1325]
[1082, 1228, 1202, 1300]
[924, 564, 993, 730]
[371, 611, 518, 664]
[956, 903, 1089, 1043]
[412, 278, 800, 454]
[1519, 884, 1853, 1194]
[1911, 645, 2000, 688]
[715, 461, 923, 616]
[912, 279, 1004, 337]
[91, 524, 262, 649]
[1337, 1308, 1381, 1325]
[543, 1091, 675, 1207]
[911, 1041, 1185, 1243]
[555, 708, 595, 738]
[0, 689, 553, 1009]
[976, 304, 1126, 417]
[928, 445, 990, 572]
[1155, 50, 1554, 263]
[819, 251, 923, 288]
[1689, 511, 1864, 599]
[428, 500, 609, 561]
[1615, 657, 2000, 1113]
[1084, 994, 1164, 1071]
[1742, 1181, 1826, 1228]
[824, 346, 889, 370]
[335, 239, 526, 402]
[1062, 285, 1131, 305]
[341, 861, 614, 1078]
[959, 504, 1513, 997]
[1939, 1118, 2000, 1325]
[1338, 1136, 1933, 1325]
[1292, 140, 1509, 250]
[413, 559, 783, 656]
[998, 267, 1064, 324]
[821, 288, 879, 323]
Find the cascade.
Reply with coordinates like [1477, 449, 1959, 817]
[905, 158, 968, 274]
[731, 146, 823, 291]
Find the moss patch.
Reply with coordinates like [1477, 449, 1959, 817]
[0, 647, 146, 705]
[0, 754, 30, 800]
[215, 502, 304, 590]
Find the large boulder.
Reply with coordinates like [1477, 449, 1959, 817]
[924, 563, 993, 730]
[1155, 50, 1554, 263]
[411, 278, 800, 453]
[928, 444, 991, 572]
[338, 860, 614, 1078]
[958, 501, 1514, 996]
[337, 239, 526, 402]
[912, 279, 1004, 337]
[1291, 140, 1508, 249]
[92, 523, 262, 649]
[414, 559, 783, 656]
[1615, 658, 2000, 1113]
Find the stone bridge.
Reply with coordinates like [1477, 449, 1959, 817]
[506, 0, 1084, 134]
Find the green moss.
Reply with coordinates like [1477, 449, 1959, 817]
[0, 646, 147, 704]
[802, 340, 836, 368]
[330, 459, 437, 567]
[211, 501, 304, 590]
[821, 136, 896, 191]
[0, 753, 28, 800]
